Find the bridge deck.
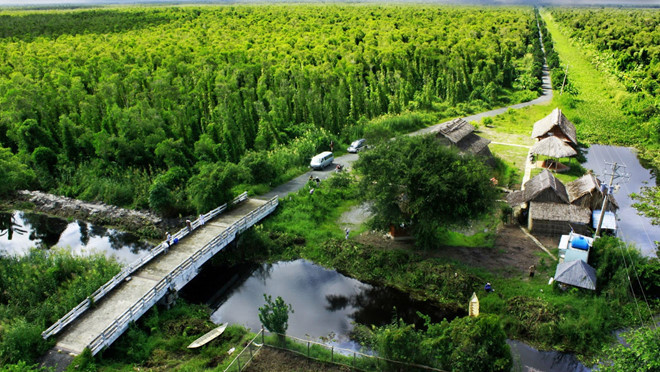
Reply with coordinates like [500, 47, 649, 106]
[54, 198, 268, 355]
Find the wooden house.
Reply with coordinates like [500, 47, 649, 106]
[506, 169, 569, 206]
[531, 108, 577, 148]
[433, 118, 493, 159]
[566, 173, 618, 212]
[528, 202, 591, 236]
[507, 170, 592, 236]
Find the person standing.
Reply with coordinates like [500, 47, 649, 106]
[199, 214, 205, 225]
[529, 265, 536, 278]
[345, 227, 350, 240]
[186, 219, 192, 232]
[330, 140, 334, 152]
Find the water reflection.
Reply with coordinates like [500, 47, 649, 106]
[583, 145, 660, 256]
[209, 260, 455, 350]
[508, 340, 591, 372]
[0, 211, 151, 264]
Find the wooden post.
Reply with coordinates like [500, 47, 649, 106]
[261, 325, 265, 345]
[331, 346, 334, 362]
[307, 341, 310, 357]
[560, 64, 569, 95]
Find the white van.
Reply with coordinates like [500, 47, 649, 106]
[310, 151, 334, 170]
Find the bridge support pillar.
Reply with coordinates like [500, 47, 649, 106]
[158, 287, 179, 310]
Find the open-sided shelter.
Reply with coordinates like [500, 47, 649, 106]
[530, 136, 577, 172]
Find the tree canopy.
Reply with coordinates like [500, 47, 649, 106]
[354, 134, 498, 247]
[258, 294, 293, 336]
[373, 314, 512, 372]
[0, 5, 542, 213]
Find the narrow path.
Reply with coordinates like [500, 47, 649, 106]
[490, 141, 531, 149]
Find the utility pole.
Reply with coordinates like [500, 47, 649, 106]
[594, 162, 628, 237]
[560, 64, 569, 95]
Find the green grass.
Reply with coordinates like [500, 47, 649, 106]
[489, 144, 529, 182]
[528, 159, 587, 184]
[482, 105, 556, 138]
[540, 10, 640, 146]
[87, 301, 256, 372]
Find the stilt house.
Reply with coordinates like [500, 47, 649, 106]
[531, 108, 578, 148]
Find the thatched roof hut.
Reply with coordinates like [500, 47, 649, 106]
[433, 118, 493, 158]
[554, 260, 597, 290]
[528, 202, 591, 236]
[506, 169, 569, 206]
[530, 136, 577, 158]
[531, 108, 577, 147]
[566, 173, 618, 211]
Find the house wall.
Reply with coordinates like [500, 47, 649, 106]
[528, 215, 590, 236]
[536, 127, 575, 146]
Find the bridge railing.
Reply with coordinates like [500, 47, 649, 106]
[86, 195, 278, 355]
[42, 192, 249, 340]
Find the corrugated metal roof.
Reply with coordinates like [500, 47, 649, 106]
[554, 260, 597, 290]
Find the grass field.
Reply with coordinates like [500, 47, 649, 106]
[540, 10, 640, 146]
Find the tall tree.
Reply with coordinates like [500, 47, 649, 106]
[354, 135, 497, 247]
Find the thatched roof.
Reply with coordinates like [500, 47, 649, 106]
[531, 108, 577, 145]
[555, 260, 597, 290]
[457, 133, 491, 154]
[530, 136, 577, 158]
[566, 173, 619, 210]
[434, 118, 475, 144]
[506, 169, 569, 205]
[566, 173, 600, 203]
[529, 202, 591, 224]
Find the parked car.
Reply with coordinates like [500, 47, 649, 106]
[310, 151, 334, 170]
[347, 139, 366, 153]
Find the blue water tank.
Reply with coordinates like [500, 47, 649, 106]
[571, 236, 589, 250]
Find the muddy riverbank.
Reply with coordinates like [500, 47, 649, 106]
[6, 190, 170, 238]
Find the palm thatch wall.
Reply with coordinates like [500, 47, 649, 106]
[528, 202, 591, 236]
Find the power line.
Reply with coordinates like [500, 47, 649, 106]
[594, 161, 629, 237]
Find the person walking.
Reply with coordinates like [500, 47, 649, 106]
[330, 140, 334, 152]
[345, 227, 350, 240]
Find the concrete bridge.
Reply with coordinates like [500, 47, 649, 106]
[41, 193, 277, 361]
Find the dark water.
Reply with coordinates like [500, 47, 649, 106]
[188, 259, 595, 370]
[583, 145, 659, 257]
[508, 340, 591, 372]
[0, 211, 151, 264]
[190, 259, 460, 350]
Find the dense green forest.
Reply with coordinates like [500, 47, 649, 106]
[549, 8, 660, 167]
[0, 5, 543, 215]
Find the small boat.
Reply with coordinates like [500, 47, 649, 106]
[187, 323, 228, 349]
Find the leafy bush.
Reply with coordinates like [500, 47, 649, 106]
[0, 250, 120, 365]
[372, 314, 511, 372]
[0, 147, 35, 196]
[0, 319, 46, 365]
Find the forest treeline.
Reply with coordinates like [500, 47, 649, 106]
[0, 5, 543, 216]
[550, 8, 660, 166]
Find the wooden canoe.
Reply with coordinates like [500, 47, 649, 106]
[187, 323, 228, 349]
